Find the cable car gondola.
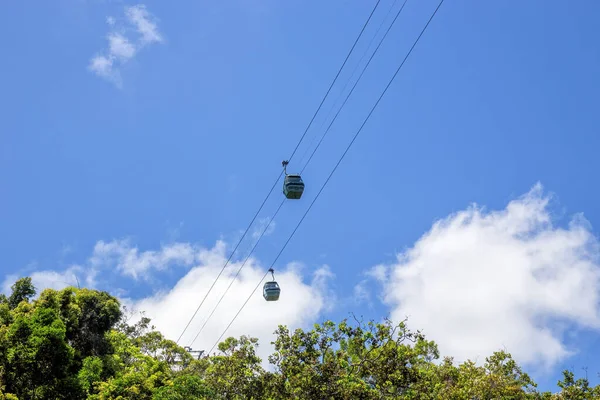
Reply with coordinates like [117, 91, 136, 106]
[263, 268, 280, 301]
[282, 160, 304, 199]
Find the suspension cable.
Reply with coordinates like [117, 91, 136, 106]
[188, 198, 285, 347]
[208, 0, 446, 355]
[175, 0, 383, 345]
[187, 0, 411, 346]
[301, 0, 409, 174]
[286, 0, 383, 165]
[296, 0, 402, 168]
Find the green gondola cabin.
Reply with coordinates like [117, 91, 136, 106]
[283, 174, 304, 199]
[263, 268, 281, 301]
[263, 281, 280, 301]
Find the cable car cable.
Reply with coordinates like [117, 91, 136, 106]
[208, 267, 272, 355]
[208, 0, 446, 354]
[190, 0, 409, 345]
[286, 0, 383, 165]
[300, 0, 409, 175]
[174, 0, 383, 345]
[175, 170, 283, 344]
[296, 0, 402, 168]
[188, 198, 285, 347]
[189, 1, 407, 345]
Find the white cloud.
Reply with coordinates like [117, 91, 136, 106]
[88, 54, 121, 87]
[89, 4, 163, 87]
[165, 221, 185, 242]
[251, 217, 276, 241]
[373, 183, 600, 370]
[108, 33, 136, 61]
[124, 246, 332, 363]
[353, 280, 371, 305]
[125, 4, 163, 45]
[90, 239, 198, 279]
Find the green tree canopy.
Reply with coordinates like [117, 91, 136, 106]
[0, 277, 598, 399]
[7, 277, 36, 309]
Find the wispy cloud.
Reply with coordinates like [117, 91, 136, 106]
[108, 33, 136, 60]
[125, 4, 163, 45]
[371, 183, 600, 371]
[89, 4, 163, 87]
[251, 217, 276, 241]
[353, 280, 372, 306]
[90, 239, 198, 279]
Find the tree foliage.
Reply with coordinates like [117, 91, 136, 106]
[0, 277, 598, 399]
[7, 278, 36, 310]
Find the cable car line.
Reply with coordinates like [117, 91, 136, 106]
[208, 0, 446, 355]
[296, 0, 402, 169]
[286, 0, 383, 166]
[189, 0, 406, 343]
[188, 198, 285, 348]
[175, 0, 383, 345]
[300, 0, 409, 175]
[188, 0, 409, 345]
[208, 267, 272, 355]
[175, 170, 283, 344]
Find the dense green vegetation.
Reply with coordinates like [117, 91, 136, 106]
[0, 277, 598, 399]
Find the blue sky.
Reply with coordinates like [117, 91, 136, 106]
[2, 0, 600, 391]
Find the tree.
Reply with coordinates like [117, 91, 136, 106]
[8, 278, 35, 309]
[1, 304, 79, 399]
[78, 356, 103, 396]
[431, 352, 539, 399]
[263, 317, 440, 399]
[553, 369, 600, 399]
[1, 276, 599, 399]
[202, 336, 266, 399]
[1, 280, 135, 399]
[153, 375, 214, 400]
[36, 287, 122, 361]
[88, 312, 192, 399]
